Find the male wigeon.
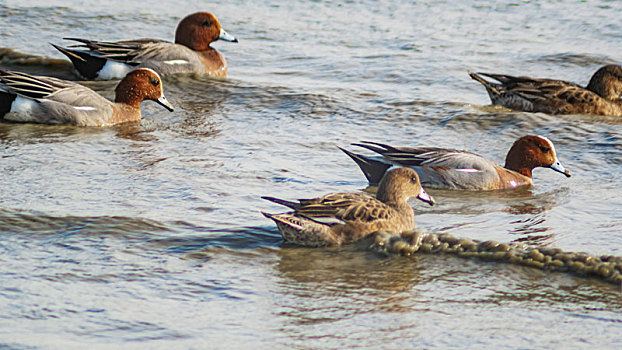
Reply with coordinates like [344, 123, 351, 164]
[51, 11, 238, 80]
[340, 135, 572, 191]
[261, 168, 435, 247]
[0, 68, 174, 126]
[469, 65, 622, 116]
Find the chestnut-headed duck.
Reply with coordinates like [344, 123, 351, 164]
[261, 168, 435, 247]
[469, 65, 622, 116]
[0, 68, 174, 126]
[340, 135, 571, 191]
[52, 11, 238, 80]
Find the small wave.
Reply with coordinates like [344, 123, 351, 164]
[152, 225, 282, 255]
[0, 47, 75, 79]
[0, 208, 170, 237]
[528, 52, 617, 67]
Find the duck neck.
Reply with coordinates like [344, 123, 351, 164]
[115, 85, 143, 110]
[377, 186, 415, 228]
[197, 50, 227, 78]
[506, 163, 533, 178]
[175, 30, 215, 51]
[505, 144, 534, 178]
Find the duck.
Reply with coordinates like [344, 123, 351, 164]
[340, 135, 571, 191]
[261, 167, 435, 247]
[468, 65, 622, 116]
[51, 11, 238, 80]
[0, 68, 174, 126]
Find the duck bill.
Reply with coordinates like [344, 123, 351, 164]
[417, 187, 435, 206]
[155, 95, 175, 112]
[550, 158, 571, 178]
[219, 28, 238, 43]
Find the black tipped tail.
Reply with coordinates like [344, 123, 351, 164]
[261, 211, 286, 229]
[468, 71, 492, 87]
[338, 146, 391, 186]
[261, 211, 275, 219]
[261, 196, 300, 210]
[50, 43, 106, 80]
[468, 71, 504, 103]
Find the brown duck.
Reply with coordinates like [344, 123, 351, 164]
[261, 168, 435, 247]
[469, 64, 622, 116]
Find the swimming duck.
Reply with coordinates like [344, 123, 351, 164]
[469, 65, 622, 116]
[0, 68, 173, 126]
[262, 168, 435, 247]
[340, 135, 571, 191]
[52, 11, 238, 80]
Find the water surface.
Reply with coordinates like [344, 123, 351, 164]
[0, 0, 621, 348]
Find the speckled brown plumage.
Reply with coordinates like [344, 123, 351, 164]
[261, 168, 435, 247]
[469, 65, 622, 116]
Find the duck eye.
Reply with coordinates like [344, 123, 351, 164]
[411, 177, 417, 183]
[202, 20, 212, 27]
[539, 146, 550, 153]
[150, 78, 160, 87]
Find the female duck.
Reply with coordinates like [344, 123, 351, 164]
[469, 65, 622, 116]
[340, 135, 571, 191]
[262, 168, 435, 247]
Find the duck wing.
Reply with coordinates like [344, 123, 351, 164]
[354, 141, 495, 171]
[469, 71, 602, 114]
[63, 37, 169, 63]
[0, 69, 76, 99]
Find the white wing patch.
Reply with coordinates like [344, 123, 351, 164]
[164, 60, 190, 65]
[73, 106, 97, 111]
[455, 168, 480, 173]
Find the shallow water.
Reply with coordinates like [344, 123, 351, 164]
[0, 0, 621, 348]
